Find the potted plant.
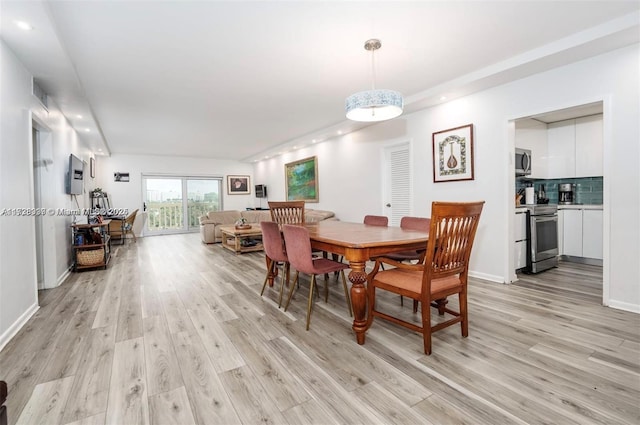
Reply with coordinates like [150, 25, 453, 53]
[235, 217, 251, 230]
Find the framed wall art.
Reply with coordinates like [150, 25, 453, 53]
[114, 172, 130, 182]
[285, 156, 318, 202]
[227, 175, 250, 195]
[432, 124, 474, 183]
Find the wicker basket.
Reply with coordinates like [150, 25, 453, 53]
[77, 248, 104, 266]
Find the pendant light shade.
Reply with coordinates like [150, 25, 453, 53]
[345, 39, 403, 122]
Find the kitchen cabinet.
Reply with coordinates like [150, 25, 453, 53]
[514, 210, 527, 270]
[582, 210, 603, 259]
[562, 209, 583, 256]
[547, 120, 576, 179]
[559, 207, 603, 261]
[546, 115, 603, 179]
[514, 119, 548, 178]
[575, 115, 603, 177]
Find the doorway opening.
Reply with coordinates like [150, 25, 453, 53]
[510, 101, 605, 301]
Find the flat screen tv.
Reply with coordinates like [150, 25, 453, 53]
[66, 154, 84, 195]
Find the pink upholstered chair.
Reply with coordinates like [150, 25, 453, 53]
[365, 201, 484, 355]
[260, 221, 290, 308]
[281, 224, 352, 330]
[363, 215, 389, 226]
[385, 216, 431, 263]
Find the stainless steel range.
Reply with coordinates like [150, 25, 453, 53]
[524, 204, 558, 273]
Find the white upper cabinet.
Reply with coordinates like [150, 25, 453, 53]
[575, 115, 603, 177]
[547, 119, 576, 179]
[545, 114, 603, 179]
[514, 118, 548, 178]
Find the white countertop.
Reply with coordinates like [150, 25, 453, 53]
[557, 204, 603, 210]
[515, 204, 602, 211]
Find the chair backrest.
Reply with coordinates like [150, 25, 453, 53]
[281, 224, 315, 274]
[399, 216, 430, 232]
[363, 215, 388, 226]
[260, 221, 288, 263]
[125, 209, 139, 226]
[269, 201, 305, 224]
[423, 201, 484, 286]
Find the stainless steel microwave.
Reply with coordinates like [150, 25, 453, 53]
[515, 148, 531, 176]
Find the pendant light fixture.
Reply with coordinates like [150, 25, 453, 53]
[345, 39, 403, 122]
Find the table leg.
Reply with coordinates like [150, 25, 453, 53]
[347, 260, 368, 344]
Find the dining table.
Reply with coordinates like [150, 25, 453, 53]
[296, 220, 429, 345]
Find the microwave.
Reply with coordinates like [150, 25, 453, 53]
[515, 148, 531, 176]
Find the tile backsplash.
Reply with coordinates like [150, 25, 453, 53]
[516, 176, 603, 205]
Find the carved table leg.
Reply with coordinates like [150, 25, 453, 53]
[347, 260, 368, 344]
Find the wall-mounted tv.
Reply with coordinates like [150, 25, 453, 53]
[66, 154, 84, 195]
[255, 184, 267, 198]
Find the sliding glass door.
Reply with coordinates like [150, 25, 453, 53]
[143, 175, 222, 235]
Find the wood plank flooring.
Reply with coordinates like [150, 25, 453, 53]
[1, 233, 638, 425]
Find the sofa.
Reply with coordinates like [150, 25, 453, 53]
[199, 208, 337, 244]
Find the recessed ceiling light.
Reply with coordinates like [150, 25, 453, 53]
[312, 139, 316, 143]
[337, 130, 343, 135]
[98, 149, 103, 152]
[14, 20, 33, 31]
[76, 114, 83, 119]
[85, 128, 91, 132]
[440, 96, 447, 101]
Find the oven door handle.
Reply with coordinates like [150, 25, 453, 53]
[533, 215, 558, 223]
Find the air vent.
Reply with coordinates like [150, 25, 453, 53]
[32, 78, 48, 110]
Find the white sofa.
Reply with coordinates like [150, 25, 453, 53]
[198, 208, 337, 244]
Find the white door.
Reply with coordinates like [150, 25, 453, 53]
[382, 141, 412, 226]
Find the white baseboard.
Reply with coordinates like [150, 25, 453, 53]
[469, 270, 504, 283]
[607, 299, 640, 314]
[57, 267, 72, 287]
[0, 302, 39, 352]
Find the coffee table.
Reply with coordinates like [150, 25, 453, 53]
[219, 225, 263, 254]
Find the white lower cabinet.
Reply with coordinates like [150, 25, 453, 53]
[515, 211, 528, 270]
[562, 209, 583, 256]
[559, 207, 603, 260]
[582, 210, 603, 260]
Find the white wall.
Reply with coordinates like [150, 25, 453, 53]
[95, 154, 255, 231]
[0, 40, 93, 349]
[254, 44, 640, 312]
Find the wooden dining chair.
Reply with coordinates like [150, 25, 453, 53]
[365, 201, 484, 355]
[268, 201, 305, 224]
[260, 221, 290, 308]
[281, 224, 352, 330]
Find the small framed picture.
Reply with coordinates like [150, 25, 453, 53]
[114, 172, 130, 182]
[432, 124, 474, 183]
[227, 175, 250, 195]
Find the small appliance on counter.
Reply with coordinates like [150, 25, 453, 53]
[537, 184, 549, 204]
[559, 183, 576, 204]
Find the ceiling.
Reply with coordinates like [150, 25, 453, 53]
[1, 1, 638, 161]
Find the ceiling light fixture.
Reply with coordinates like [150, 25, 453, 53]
[345, 39, 403, 122]
[14, 20, 33, 31]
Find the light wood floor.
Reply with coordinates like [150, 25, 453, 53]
[1, 233, 638, 425]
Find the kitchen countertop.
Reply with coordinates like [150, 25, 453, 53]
[515, 204, 602, 211]
[557, 204, 603, 210]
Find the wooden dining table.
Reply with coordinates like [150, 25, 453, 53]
[303, 220, 429, 345]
